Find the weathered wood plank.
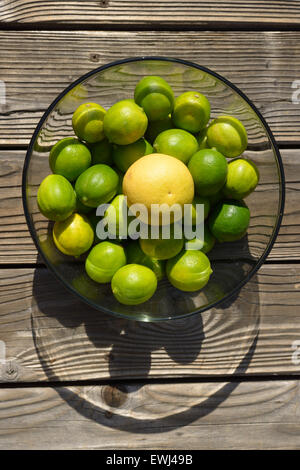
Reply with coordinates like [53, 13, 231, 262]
[0, 149, 292, 264]
[0, 31, 300, 145]
[0, 150, 36, 264]
[1, 264, 300, 382]
[1, 1, 300, 26]
[0, 380, 300, 449]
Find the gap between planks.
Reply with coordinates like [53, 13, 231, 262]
[2, 22, 300, 33]
[2, 373, 300, 390]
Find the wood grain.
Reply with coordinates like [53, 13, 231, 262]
[0, 150, 36, 263]
[0, 31, 300, 145]
[1, 1, 300, 27]
[0, 380, 300, 449]
[1, 264, 300, 382]
[0, 148, 292, 264]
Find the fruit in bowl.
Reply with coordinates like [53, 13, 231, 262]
[34, 72, 262, 308]
[22, 58, 284, 322]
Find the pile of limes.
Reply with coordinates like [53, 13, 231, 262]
[37, 75, 259, 306]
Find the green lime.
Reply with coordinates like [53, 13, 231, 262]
[75, 164, 119, 207]
[111, 264, 157, 305]
[208, 199, 250, 242]
[223, 158, 259, 199]
[103, 99, 148, 145]
[104, 194, 134, 238]
[166, 250, 213, 292]
[153, 128, 198, 164]
[72, 102, 106, 143]
[53, 213, 94, 256]
[197, 127, 209, 149]
[134, 76, 174, 121]
[75, 190, 93, 214]
[37, 174, 76, 221]
[85, 241, 126, 283]
[49, 137, 91, 182]
[172, 91, 210, 133]
[188, 149, 228, 196]
[190, 195, 210, 224]
[186, 225, 216, 254]
[145, 115, 174, 144]
[139, 230, 184, 260]
[126, 241, 165, 281]
[88, 139, 113, 166]
[206, 115, 248, 158]
[112, 138, 153, 173]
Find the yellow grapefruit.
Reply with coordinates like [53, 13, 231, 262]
[122, 153, 194, 224]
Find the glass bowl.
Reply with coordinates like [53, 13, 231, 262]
[22, 57, 285, 322]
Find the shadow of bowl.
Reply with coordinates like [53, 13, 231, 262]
[29, 263, 260, 432]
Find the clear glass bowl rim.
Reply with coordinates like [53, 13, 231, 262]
[22, 56, 286, 322]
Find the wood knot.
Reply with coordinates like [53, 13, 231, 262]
[100, 0, 109, 7]
[102, 385, 127, 408]
[90, 53, 100, 63]
[0, 361, 19, 381]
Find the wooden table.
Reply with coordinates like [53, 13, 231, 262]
[1, 1, 300, 450]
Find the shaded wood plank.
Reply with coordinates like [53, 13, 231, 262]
[1, 1, 300, 27]
[0, 149, 294, 264]
[1, 380, 300, 449]
[1, 264, 300, 382]
[0, 31, 300, 144]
